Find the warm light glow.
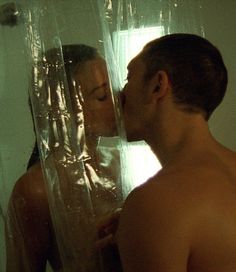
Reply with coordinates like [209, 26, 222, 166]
[113, 26, 164, 86]
[127, 143, 161, 187]
[113, 26, 164, 186]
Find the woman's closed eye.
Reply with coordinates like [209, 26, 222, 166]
[94, 87, 108, 101]
[88, 82, 110, 101]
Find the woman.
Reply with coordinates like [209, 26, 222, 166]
[5, 44, 120, 272]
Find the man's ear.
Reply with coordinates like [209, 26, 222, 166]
[148, 70, 170, 101]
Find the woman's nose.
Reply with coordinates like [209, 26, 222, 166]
[120, 91, 126, 108]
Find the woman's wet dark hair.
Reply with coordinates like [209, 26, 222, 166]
[27, 44, 98, 169]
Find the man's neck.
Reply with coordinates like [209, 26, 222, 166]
[144, 113, 215, 168]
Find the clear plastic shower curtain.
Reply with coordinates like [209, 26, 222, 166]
[5, 1, 125, 271]
[103, 0, 204, 85]
[17, 1, 125, 271]
[1, 0, 204, 271]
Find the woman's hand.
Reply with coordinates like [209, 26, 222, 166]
[95, 208, 123, 272]
[96, 208, 121, 249]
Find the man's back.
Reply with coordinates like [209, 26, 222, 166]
[184, 144, 236, 272]
[117, 141, 236, 272]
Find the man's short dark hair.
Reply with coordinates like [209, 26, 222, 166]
[142, 33, 228, 120]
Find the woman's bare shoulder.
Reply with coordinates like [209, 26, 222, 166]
[11, 161, 48, 206]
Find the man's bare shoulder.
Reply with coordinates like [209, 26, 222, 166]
[117, 154, 236, 271]
[120, 145, 236, 232]
[117, 171, 195, 271]
[120, 169, 200, 223]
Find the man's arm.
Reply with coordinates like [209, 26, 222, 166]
[117, 177, 192, 272]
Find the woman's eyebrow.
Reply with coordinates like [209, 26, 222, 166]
[88, 82, 108, 95]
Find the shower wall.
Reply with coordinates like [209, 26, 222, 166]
[203, 0, 236, 150]
[0, 7, 32, 269]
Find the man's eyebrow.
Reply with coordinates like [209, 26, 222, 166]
[88, 82, 108, 95]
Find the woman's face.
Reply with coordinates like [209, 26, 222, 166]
[73, 57, 117, 138]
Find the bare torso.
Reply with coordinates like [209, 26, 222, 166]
[184, 146, 236, 272]
[117, 142, 236, 272]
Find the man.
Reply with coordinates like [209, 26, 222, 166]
[117, 33, 236, 271]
